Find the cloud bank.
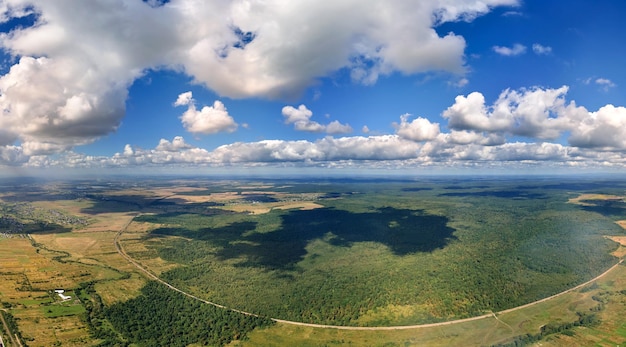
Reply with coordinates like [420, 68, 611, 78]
[8, 85, 626, 172]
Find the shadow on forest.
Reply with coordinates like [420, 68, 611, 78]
[439, 190, 546, 199]
[580, 199, 626, 218]
[401, 187, 433, 192]
[516, 181, 626, 191]
[23, 222, 72, 234]
[152, 207, 456, 269]
[80, 195, 223, 215]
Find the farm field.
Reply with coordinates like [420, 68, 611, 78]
[0, 176, 625, 346]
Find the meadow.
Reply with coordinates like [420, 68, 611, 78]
[0, 176, 624, 346]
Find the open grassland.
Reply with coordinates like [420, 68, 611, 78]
[0, 177, 625, 346]
[0, 184, 151, 346]
[0, 238, 97, 346]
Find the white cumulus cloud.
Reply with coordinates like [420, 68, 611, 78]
[326, 120, 354, 135]
[282, 104, 352, 134]
[443, 85, 626, 150]
[175, 92, 238, 135]
[394, 114, 441, 141]
[492, 43, 527, 56]
[443, 86, 576, 139]
[532, 43, 552, 55]
[568, 105, 626, 149]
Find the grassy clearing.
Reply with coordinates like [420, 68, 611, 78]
[43, 301, 86, 318]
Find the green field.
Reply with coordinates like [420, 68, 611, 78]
[0, 176, 625, 346]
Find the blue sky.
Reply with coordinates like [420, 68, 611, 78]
[1, 0, 626, 176]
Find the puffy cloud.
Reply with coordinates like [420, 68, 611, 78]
[282, 104, 352, 134]
[174, 91, 193, 106]
[325, 120, 354, 135]
[0, 0, 172, 155]
[568, 105, 626, 149]
[394, 114, 441, 141]
[495, 86, 573, 139]
[492, 43, 527, 56]
[532, 43, 552, 55]
[282, 105, 317, 128]
[175, 92, 238, 134]
[443, 86, 576, 139]
[202, 0, 509, 96]
[443, 85, 626, 150]
[122, 144, 134, 156]
[0, 56, 128, 153]
[155, 136, 193, 152]
[443, 91, 513, 132]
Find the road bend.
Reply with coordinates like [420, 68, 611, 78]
[115, 215, 624, 331]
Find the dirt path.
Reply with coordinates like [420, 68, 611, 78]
[114, 215, 624, 331]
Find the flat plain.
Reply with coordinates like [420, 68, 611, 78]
[0, 176, 625, 346]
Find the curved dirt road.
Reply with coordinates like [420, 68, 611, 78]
[114, 215, 624, 331]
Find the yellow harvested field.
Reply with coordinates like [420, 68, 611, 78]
[54, 237, 98, 255]
[0, 238, 101, 346]
[79, 213, 136, 233]
[272, 201, 324, 211]
[609, 236, 626, 245]
[15, 312, 93, 347]
[568, 193, 624, 205]
[221, 201, 324, 215]
[607, 236, 626, 258]
[31, 199, 94, 216]
[149, 186, 208, 196]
